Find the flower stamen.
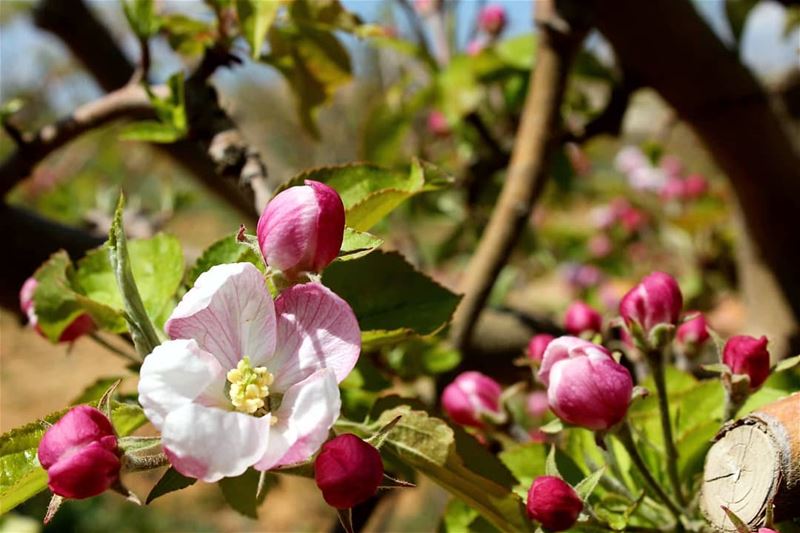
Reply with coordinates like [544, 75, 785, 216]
[227, 356, 274, 415]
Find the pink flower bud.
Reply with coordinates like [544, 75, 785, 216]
[660, 176, 687, 202]
[526, 476, 583, 531]
[37, 406, 120, 499]
[659, 154, 684, 178]
[684, 173, 708, 199]
[564, 301, 602, 336]
[257, 180, 345, 279]
[466, 38, 485, 56]
[527, 333, 555, 363]
[20, 277, 94, 342]
[723, 335, 771, 390]
[314, 434, 384, 509]
[619, 272, 683, 334]
[526, 391, 549, 419]
[441, 371, 503, 427]
[539, 337, 632, 430]
[478, 5, 506, 36]
[426, 110, 450, 138]
[757, 528, 779, 533]
[588, 234, 613, 258]
[676, 312, 709, 347]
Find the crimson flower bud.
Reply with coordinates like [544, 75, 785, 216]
[314, 434, 383, 509]
[619, 272, 683, 334]
[527, 333, 555, 363]
[564, 301, 602, 336]
[478, 5, 506, 36]
[37, 406, 120, 499]
[257, 180, 345, 279]
[20, 277, 94, 342]
[684, 173, 708, 199]
[427, 110, 450, 138]
[539, 336, 632, 431]
[441, 371, 503, 428]
[526, 476, 583, 531]
[676, 312, 709, 348]
[723, 335, 771, 390]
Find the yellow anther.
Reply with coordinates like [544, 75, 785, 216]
[227, 356, 274, 415]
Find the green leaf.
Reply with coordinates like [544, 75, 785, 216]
[775, 354, 800, 372]
[574, 467, 605, 500]
[74, 233, 184, 331]
[0, 401, 147, 514]
[494, 34, 537, 70]
[119, 121, 185, 143]
[276, 160, 453, 231]
[32, 251, 124, 341]
[499, 443, 546, 497]
[338, 227, 383, 262]
[323, 251, 461, 347]
[122, 0, 160, 39]
[146, 467, 197, 504]
[545, 446, 560, 477]
[288, 0, 363, 33]
[366, 405, 532, 532]
[108, 195, 162, 355]
[161, 14, 214, 57]
[0, 98, 23, 121]
[443, 498, 480, 533]
[237, 0, 281, 59]
[187, 233, 265, 285]
[218, 469, 276, 518]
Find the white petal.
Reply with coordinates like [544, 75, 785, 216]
[269, 283, 360, 392]
[138, 339, 225, 429]
[254, 369, 340, 470]
[165, 263, 277, 369]
[161, 403, 272, 483]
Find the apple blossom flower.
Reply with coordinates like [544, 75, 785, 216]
[660, 176, 687, 202]
[628, 165, 667, 192]
[538, 336, 632, 430]
[257, 181, 345, 280]
[478, 5, 506, 36]
[526, 476, 583, 531]
[441, 371, 503, 427]
[684, 173, 709, 199]
[138, 262, 360, 482]
[315, 434, 383, 509]
[563, 301, 602, 336]
[614, 146, 648, 175]
[723, 335, 770, 390]
[527, 333, 555, 363]
[20, 277, 94, 342]
[620, 272, 683, 335]
[38, 406, 120, 499]
[676, 312, 709, 348]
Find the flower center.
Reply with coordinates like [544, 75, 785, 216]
[226, 356, 274, 415]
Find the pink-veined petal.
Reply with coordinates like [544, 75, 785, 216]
[255, 369, 340, 470]
[138, 339, 226, 429]
[161, 403, 272, 483]
[257, 186, 320, 274]
[269, 283, 360, 391]
[165, 263, 277, 369]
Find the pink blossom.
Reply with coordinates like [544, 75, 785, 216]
[527, 333, 555, 363]
[526, 391, 549, 419]
[676, 312, 709, 347]
[257, 181, 345, 280]
[563, 301, 602, 336]
[466, 38, 485, 56]
[660, 176, 687, 202]
[620, 272, 683, 334]
[614, 146, 648, 175]
[441, 371, 503, 428]
[723, 335, 770, 390]
[478, 4, 507, 36]
[427, 110, 451, 138]
[315, 434, 383, 509]
[588, 234, 613, 258]
[138, 263, 360, 482]
[539, 337, 632, 430]
[526, 476, 583, 531]
[19, 277, 94, 342]
[684, 173, 708, 199]
[38, 406, 120, 499]
[659, 154, 684, 178]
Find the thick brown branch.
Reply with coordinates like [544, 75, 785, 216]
[0, 85, 159, 197]
[450, 0, 590, 351]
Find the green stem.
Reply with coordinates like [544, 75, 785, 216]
[616, 422, 683, 525]
[647, 349, 686, 506]
[88, 332, 140, 363]
[601, 436, 634, 499]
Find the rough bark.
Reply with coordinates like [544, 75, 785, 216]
[702, 392, 800, 530]
[592, 0, 800, 356]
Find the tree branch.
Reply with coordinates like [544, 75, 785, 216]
[450, 0, 590, 351]
[0, 85, 160, 197]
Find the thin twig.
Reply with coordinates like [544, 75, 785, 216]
[450, 0, 590, 351]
